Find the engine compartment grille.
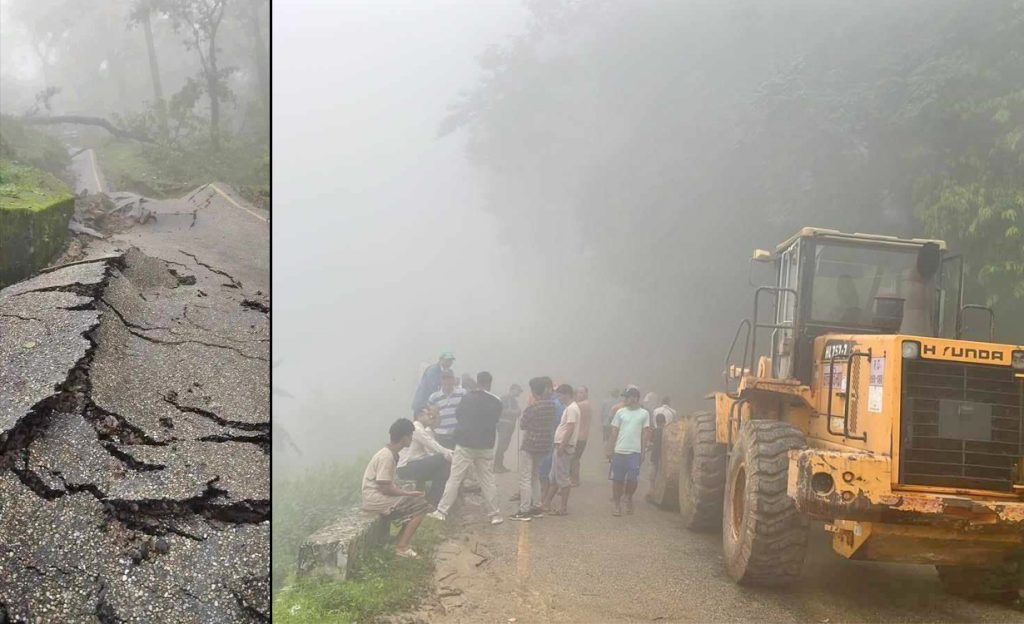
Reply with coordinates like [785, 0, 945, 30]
[899, 359, 1023, 492]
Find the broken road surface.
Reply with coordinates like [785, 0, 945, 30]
[1, 163, 270, 623]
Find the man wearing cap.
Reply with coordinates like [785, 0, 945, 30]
[607, 387, 651, 516]
[427, 369, 466, 450]
[412, 351, 456, 417]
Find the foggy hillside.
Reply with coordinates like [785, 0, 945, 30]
[273, 0, 1024, 470]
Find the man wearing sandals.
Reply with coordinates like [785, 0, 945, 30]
[361, 418, 431, 558]
[606, 387, 651, 517]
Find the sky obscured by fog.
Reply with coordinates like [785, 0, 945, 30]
[273, 0, 533, 469]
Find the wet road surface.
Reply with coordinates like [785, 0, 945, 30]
[425, 444, 1023, 623]
[0, 150, 269, 623]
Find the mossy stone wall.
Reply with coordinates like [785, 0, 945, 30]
[0, 160, 75, 288]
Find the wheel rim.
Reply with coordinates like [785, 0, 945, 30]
[730, 463, 746, 540]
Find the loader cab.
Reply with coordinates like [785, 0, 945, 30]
[766, 228, 961, 384]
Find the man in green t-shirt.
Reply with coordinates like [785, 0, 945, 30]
[606, 387, 651, 516]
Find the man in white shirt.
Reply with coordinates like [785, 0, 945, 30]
[362, 419, 430, 558]
[397, 408, 453, 506]
[541, 384, 579, 515]
[652, 396, 677, 424]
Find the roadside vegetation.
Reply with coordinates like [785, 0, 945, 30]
[0, 115, 70, 180]
[271, 458, 445, 623]
[272, 459, 366, 595]
[272, 520, 444, 624]
[90, 134, 269, 204]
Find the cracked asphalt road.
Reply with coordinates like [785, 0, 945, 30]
[1, 155, 269, 623]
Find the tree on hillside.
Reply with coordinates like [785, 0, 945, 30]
[906, 4, 1024, 326]
[129, 0, 169, 138]
[448, 0, 1024, 363]
[8, 0, 85, 93]
[157, 0, 232, 151]
[241, 0, 269, 125]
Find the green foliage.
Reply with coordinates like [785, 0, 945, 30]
[97, 79, 269, 204]
[450, 0, 1024, 364]
[95, 134, 268, 203]
[0, 115, 71, 179]
[271, 521, 443, 624]
[271, 459, 366, 595]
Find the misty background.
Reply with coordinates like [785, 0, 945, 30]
[273, 0, 533, 469]
[1, 0, 269, 206]
[273, 0, 1024, 472]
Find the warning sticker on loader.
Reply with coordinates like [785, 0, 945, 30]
[823, 363, 847, 393]
[868, 356, 885, 413]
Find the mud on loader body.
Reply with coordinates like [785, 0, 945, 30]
[663, 227, 1024, 600]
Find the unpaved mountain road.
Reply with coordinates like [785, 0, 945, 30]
[417, 447, 1022, 623]
[0, 150, 269, 623]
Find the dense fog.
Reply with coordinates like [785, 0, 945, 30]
[275, 0, 1024, 470]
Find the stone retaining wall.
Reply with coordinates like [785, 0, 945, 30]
[0, 161, 74, 288]
[296, 507, 389, 581]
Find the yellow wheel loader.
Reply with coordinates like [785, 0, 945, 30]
[666, 227, 1024, 599]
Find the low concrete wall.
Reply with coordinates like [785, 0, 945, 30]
[296, 507, 389, 581]
[0, 162, 74, 288]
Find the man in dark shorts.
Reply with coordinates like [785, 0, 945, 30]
[606, 387, 651, 516]
[362, 418, 431, 558]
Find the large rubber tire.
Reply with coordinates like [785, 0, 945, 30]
[678, 411, 727, 531]
[722, 420, 808, 586]
[936, 562, 1023, 603]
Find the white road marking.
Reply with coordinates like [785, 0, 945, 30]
[517, 521, 530, 578]
[208, 183, 268, 223]
[88, 149, 103, 193]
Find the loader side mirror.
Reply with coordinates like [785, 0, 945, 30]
[748, 249, 776, 287]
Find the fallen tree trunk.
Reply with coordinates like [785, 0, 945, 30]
[21, 115, 154, 143]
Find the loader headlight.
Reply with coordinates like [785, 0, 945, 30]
[1012, 350, 1024, 370]
[902, 341, 921, 360]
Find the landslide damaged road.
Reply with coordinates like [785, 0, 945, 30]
[416, 450, 1024, 624]
[0, 166, 269, 623]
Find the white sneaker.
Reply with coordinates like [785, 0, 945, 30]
[490, 515, 504, 526]
[427, 510, 446, 522]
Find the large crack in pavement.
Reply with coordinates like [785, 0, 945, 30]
[1, 248, 269, 623]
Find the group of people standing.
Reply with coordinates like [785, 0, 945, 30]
[360, 350, 677, 557]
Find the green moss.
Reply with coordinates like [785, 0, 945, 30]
[0, 160, 74, 211]
[0, 160, 75, 289]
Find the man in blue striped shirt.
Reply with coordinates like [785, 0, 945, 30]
[428, 369, 466, 449]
